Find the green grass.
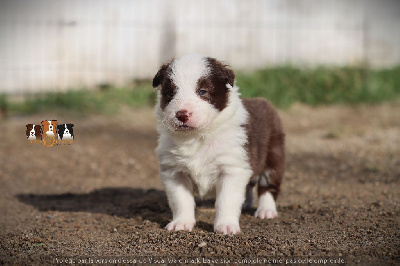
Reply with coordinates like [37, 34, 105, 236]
[236, 65, 400, 108]
[3, 66, 400, 115]
[6, 82, 155, 115]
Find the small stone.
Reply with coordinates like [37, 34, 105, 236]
[198, 242, 207, 248]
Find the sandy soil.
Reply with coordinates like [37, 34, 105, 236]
[0, 102, 399, 265]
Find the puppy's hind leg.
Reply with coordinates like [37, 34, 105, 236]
[255, 175, 278, 219]
[255, 134, 285, 219]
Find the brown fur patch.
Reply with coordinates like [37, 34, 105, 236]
[152, 63, 169, 88]
[195, 76, 229, 111]
[203, 57, 234, 111]
[243, 98, 285, 200]
[206, 57, 235, 87]
[159, 76, 177, 110]
[152, 62, 177, 110]
[34, 125, 42, 139]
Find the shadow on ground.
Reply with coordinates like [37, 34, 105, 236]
[17, 188, 170, 226]
[16, 188, 221, 231]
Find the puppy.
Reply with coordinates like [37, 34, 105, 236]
[153, 54, 285, 235]
[41, 120, 57, 137]
[57, 124, 74, 140]
[26, 124, 42, 141]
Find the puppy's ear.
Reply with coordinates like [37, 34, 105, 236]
[26, 124, 31, 136]
[152, 63, 169, 89]
[224, 67, 235, 88]
[207, 57, 235, 88]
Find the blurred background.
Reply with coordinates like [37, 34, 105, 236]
[0, 0, 399, 113]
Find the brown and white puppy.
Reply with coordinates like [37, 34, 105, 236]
[26, 124, 42, 141]
[41, 120, 57, 137]
[153, 54, 285, 235]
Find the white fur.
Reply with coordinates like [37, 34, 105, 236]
[155, 54, 253, 234]
[255, 192, 278, 219]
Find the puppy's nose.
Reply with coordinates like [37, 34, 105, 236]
[176, 110, 190, 123]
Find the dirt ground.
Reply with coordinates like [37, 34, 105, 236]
[0, 102, 399, 265]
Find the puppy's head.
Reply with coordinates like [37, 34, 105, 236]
[26, 124, 42, 140]
[58, 124, 74, 140]
[153, 54, 235, 133]
[42, 120, 57, 136]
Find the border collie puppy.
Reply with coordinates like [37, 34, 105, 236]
[41, 120, 57, 137]
[26, 124, 41, 141]
[153, 54, 285, 235]
[57, 124, 74, 140]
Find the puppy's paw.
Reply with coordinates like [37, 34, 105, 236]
[254, 209, 278, 219]
[214, 223, 241, 235]
[165, 220, 195, 232]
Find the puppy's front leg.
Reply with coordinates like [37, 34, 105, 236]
[161, 170, 196, 232]
[214, 169, 251, 235]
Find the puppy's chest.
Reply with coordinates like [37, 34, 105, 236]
[174, 138, 223, 174]
[172, 138, 228, 194]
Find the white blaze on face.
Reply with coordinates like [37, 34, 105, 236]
[28, 124, 37, 140]
[64, 124, 69, 135]
[46, 120, 55, 136]
[163, 54, 219, 131]
[30, 125, 35, 136]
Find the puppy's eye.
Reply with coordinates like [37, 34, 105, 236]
[198, 89, 207, 96]
[166, 90, 175, 97]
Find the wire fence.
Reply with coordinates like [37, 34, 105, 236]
[0, 0, 399, 94]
